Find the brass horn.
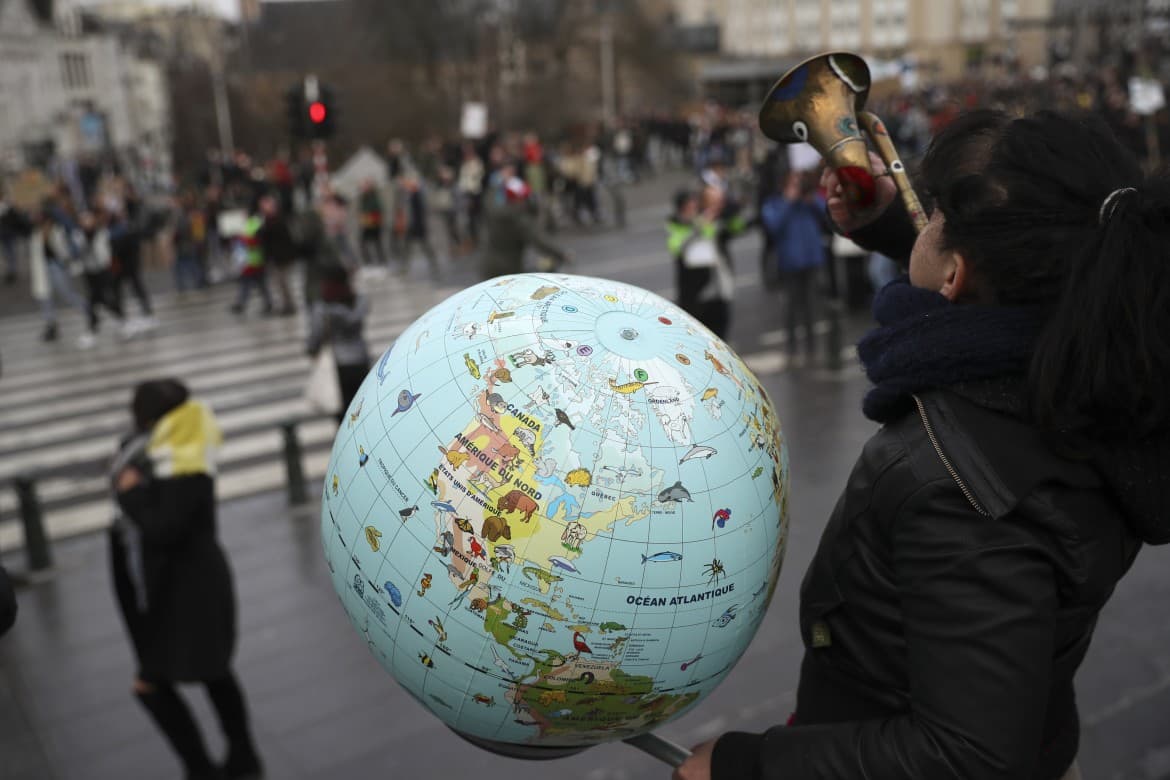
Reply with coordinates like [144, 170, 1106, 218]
[759, 51, 928, 233]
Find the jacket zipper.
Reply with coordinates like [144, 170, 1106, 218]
[912, 395, 991, 517]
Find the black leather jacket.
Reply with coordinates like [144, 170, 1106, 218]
[715, 386, 1147, 779]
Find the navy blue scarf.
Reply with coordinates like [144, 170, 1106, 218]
[857, 278, 1049, 423]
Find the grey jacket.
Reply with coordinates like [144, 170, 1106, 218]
[308, 296, 370, 367]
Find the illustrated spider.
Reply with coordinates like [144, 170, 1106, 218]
[703, 558, 726, 585]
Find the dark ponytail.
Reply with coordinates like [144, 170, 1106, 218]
[921, 109, 1170, 439]
[1031, 177, 1170, 438]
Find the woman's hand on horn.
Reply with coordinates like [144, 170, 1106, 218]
[820, 151, 898, 234]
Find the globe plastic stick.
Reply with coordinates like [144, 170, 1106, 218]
[623, 733, 692, 768]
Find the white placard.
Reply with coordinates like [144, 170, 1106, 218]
[1129, 78, 1166, 116]
[461, 102, 488, 139]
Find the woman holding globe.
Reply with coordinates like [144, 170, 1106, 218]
[676, 110, 1170, 779]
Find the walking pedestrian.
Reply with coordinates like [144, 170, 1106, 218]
[760, 170, 827, 364]
[458, 143, 485, 248]
[674, 110, 1170, 780]
[76, 209, 128, 347]
[307, 265, 370, 424]
[109, 379, 263, 780]
[432, 166, 462, 257]
[357, 179, 385, 267]
[667, 186, 744, 339]
[228, 206, 274, 317]
[398, 174, 440, 280]
[257, 194, 297, 315]
[29, 206, 86, 344]
[109, 208, 157, 332]
[480, 177, 567, 280]
[173, 193, 208, 294]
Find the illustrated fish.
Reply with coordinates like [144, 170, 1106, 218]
[417, 573, 433, 597]
[675, 353, 691, 365]
[679, 445, 717, 463]
[701, 388, 718, 401]
[554, 408, 575, 429]
[473, 693, 495, 706]
[444, 563, 462, 579]
[711, 605, 739, 628]
[751, 466, 764, 479]
[428, 616, 446, 641]
[641, 551, 683, 564]
[431, 500, 456, 514]
[531, 285, 560, 300]
[376, 347, 392, 385]
[419, 652, 434, 668]
[565, 468, 591, 487]
[391, 389, 422, 416]
[453, 517, 475, 533]
[464, 353, 481, 379]
[549, 556, 579, 574]
[399, 505, 419, 522]
[491, 367, 513, 383]
[364, 525, 382, 551]
[658, 480, 693, 503]
[608, 377, 657, 395]
[712, 507, 732, 529]
[383, 581, 402, 607]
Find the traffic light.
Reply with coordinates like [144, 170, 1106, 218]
[308, 84, 336, 140]
[286, 77, 337, 140]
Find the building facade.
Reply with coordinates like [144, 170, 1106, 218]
[0, 0, 170, 186]
[688, 0, 1056, 101]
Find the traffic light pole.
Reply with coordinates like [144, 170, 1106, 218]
[212, 56, 234, 158]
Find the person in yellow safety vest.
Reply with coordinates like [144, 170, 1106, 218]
[668, 186, 747, 339]
[229, 208, 274, 316]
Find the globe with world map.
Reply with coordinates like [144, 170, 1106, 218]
[321, 273, 789, 753]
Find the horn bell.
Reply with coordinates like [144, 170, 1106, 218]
[759, 52, 878, 207]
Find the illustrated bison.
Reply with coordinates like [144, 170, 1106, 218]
[497, 490, 539, 523]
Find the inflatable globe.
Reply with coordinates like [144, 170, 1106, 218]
[321, 273, 789, 754]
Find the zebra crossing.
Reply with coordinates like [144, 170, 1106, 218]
[0, 272, 466, 552]
[0, 212, 851, 554]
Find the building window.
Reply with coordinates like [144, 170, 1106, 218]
[59, 52, 91, 90]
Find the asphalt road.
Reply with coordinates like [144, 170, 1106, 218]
[1, 171, 1167, 779]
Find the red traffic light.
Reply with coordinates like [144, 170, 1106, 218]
[308, 101, 327, 124]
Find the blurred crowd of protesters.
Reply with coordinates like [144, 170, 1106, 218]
[2, 60, 1168, 354]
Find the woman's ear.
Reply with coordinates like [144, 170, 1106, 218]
[939, 252, 970, 302]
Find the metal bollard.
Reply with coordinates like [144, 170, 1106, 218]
[13, 475, 53, 572]
[280, 420, 308, 506]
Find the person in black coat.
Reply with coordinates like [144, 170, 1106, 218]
[675, 110, 1170, 780]
[110, 379, 262, 779]
[0, 562, 16, 637]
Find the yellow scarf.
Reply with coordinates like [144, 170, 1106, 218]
[147, 400, 223, 478]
